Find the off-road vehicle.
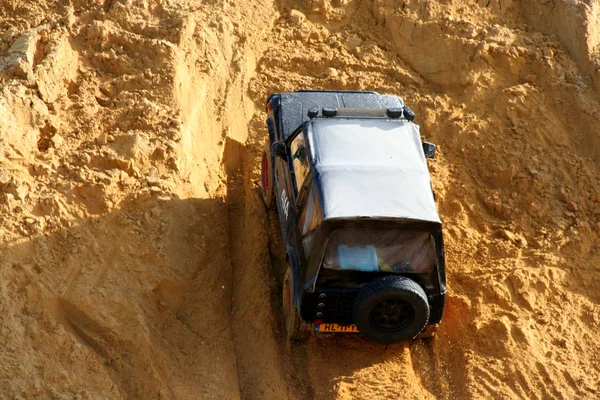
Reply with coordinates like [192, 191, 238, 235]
[261, 90, 446, 344]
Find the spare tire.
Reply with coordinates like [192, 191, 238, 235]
[353, 276, 429, 344]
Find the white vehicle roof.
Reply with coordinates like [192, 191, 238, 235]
[307, 118, 441, 224]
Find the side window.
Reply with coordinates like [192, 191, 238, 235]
[300, 185, 320, 236]
[290, 132, 309, 192]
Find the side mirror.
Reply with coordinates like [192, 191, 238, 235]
[423, 142, 436, 159]
[293, 145, 307, 162]
[271, 141, 287, 159]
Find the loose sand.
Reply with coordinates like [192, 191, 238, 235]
[1, 0, 599, 399]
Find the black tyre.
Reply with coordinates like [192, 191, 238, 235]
[282, 266, 311, 341]
[261, 141, 274, 208]
[353, 276, 429, 344]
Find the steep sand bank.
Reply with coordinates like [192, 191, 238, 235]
[1, 0, 599, 399]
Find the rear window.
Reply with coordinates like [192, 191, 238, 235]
[322, 228, 435, 273]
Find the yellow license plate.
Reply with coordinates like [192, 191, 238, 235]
[317, 324, 359, 333]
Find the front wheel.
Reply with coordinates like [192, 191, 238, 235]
[353, 276, 430, 344]
[283, 266, 311, 341]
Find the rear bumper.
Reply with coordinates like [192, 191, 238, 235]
[302, 287, 446, 325]
[302, 288, 358, 324]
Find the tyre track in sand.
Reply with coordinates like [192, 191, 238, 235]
[200, 2, 313, 398]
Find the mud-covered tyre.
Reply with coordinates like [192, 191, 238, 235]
[261, 141, 274, 209]
[283, 266, 311, 341]
[353, 276, 429, 344]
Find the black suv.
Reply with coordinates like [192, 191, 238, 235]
[261, 90, 446, 344]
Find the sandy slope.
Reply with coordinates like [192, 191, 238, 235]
[1, 0, 599, 399]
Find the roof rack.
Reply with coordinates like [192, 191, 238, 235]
[307, 106, 415, 121]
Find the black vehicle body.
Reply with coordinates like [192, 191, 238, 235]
[264, 90, 446, 341]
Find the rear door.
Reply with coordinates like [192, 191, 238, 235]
[273, 127, 301, 246]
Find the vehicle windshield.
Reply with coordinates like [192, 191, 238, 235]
[322, 228, 435, 273]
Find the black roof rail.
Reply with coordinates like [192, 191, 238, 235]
[307, 107, 414, 120]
